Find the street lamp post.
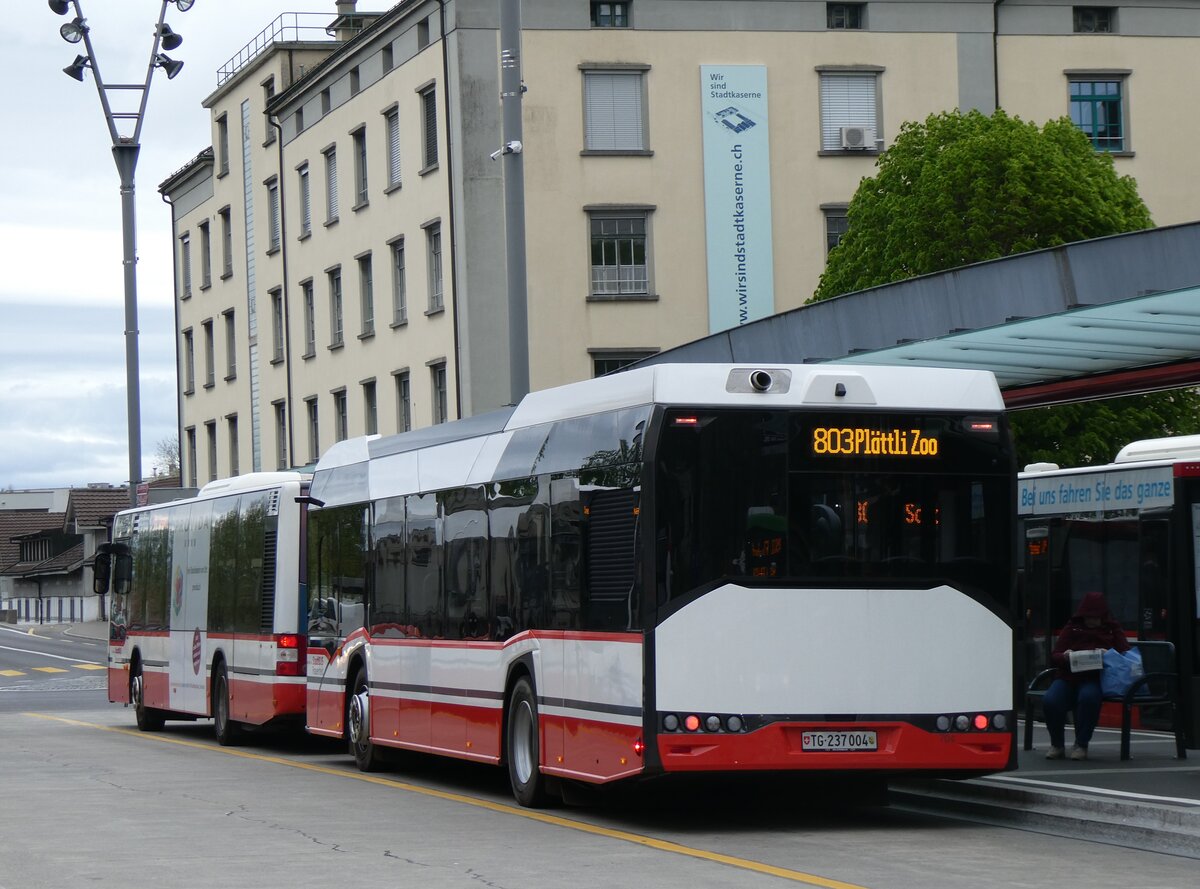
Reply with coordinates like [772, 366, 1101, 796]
[50, 0, 193, 506]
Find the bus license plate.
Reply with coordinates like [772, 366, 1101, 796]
[802, 731, 877, 752]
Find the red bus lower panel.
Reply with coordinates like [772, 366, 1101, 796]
[657, 721, 1012, 773]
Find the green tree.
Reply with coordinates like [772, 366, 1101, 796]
[1012, 391, 1200, 468]
[812, 109, 1152, 300]
[810, 108, 1200, 466]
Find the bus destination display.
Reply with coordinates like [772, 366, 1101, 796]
[812, 426, 939, 457]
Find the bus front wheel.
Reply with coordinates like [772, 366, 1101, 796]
[132, 664, 165, 732]
[506, 676, 550, 808]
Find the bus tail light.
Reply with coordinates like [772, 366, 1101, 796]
[275, 634, 305, 676]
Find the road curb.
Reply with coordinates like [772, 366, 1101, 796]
[890, 777, 1200, 858]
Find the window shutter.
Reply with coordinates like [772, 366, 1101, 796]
[326, 151, 338, 218]
[585, 72, 644, 150]
[819, 73, 877, 150]
[387, 110, 401, 186]
[423, 90, 438, 166]
[300, 169, 311, 233]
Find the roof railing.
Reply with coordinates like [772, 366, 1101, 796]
[216, 13, 340, 87]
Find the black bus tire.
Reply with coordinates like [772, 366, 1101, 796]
[349, 670, 385, 772]
[506, 676, 550, 808]
[132, 663, 165, 732]
[213, 663, 243, 746]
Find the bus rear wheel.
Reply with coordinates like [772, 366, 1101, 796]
[132, 665, 165, 732]
[349, 670, 384, 772]
[213, 664, 243, 746]
[506, 676, 550, 808]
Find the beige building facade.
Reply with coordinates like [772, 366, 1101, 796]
[160, 0, 1200, 487]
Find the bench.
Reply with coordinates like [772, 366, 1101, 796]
[1023, 640, 1186, 761]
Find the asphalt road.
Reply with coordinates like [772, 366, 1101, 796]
[3, 643, 1198, 889]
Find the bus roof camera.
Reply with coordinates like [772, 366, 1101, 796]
[749, 370, 773, 392]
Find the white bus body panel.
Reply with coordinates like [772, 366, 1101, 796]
[655, 584, 1012, 715]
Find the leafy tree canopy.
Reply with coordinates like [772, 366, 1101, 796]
[811, 109, 1152, 301]
[807, 109, 1200, 467]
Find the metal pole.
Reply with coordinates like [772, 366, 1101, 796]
[500, 0, 529, 404]
[114, 144, 143, 505]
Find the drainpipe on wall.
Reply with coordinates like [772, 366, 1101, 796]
[434, 0, 464, 419]
[161, 190, 185, 486]
[270, 113, 298, 469]
[993, 0, 1007, 111]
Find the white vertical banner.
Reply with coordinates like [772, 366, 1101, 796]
[701, 65, 775, 333]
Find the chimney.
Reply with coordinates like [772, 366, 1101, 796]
[334, 0, 360, 41]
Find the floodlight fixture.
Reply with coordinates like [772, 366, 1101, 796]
[157, 23, 182, 51]
[155, 53, 184, 79]
[59, 16, 87, 43]
[49, 0, 71, 15]
[172, 0, 195, 11]
[63, 54, 90, 81]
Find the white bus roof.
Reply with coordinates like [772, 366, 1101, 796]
[1115, 435, 1200, 464]
[311, 364, 1003, 508]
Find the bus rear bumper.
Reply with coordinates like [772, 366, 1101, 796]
[656, 721, 1012, 773]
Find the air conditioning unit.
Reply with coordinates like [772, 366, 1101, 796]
[840, 125, 876, 150]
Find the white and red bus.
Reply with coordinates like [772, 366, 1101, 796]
[304, 363, 1017, 805]
[96, 472, 310, 743]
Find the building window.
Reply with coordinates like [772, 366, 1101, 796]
[273, 401, 287, 470]
[206, 421, 218, 482]
[827, 3, 865, 29]
[227, 415, 240, 477]
[302, 280, 316, 357]
[1073, 7, 1115, 33]
[270, 288, 284, 362]
[420, 85, 438, 169]
[583, 69, 647, 151]
[333, 389, 349, 442]
[321, 88, 331, 116]
[363, 380, 378, 436]
[819, 70, 880, 152]
[266, 177, 281, 252]
[425, 222, 443, 312]
[591, 350, 654, 377]
[418, 17, 431, 50]
[382, 43, 394, 73]
[591, 2, 630, 27]
[223, 309, 236, 380]
[329, 267, 344, 347]
[306, 398, 320, 463]
[823, 206, 850, 255]
[202, 319, 215, 387]
[198, 222, 211, 288]
[324, 146, 339, 223]
[219, 206, 233, 278]
[183, 328, 195, 394]
[390, 238, 407, 325]
[298, 164, 311, 237]
[358, 254, 375, 337]
[1069, 77, 1125, 152]
[430, 362, 448, 425]
[352, 126, 369, 207]
[589, 212, 648, 296]
[180, 233, 192, 298]
[396, 371, 412, 432]
[350, 67, 361, 96]
[385, 107, 401, 189]
[217, 114, 229, 176]
[263, 76, 276, 143]
[185, 427, 197, 488]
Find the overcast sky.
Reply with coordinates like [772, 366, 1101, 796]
[0, 0, 350, 491]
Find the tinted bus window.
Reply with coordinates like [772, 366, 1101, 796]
[407, 493, 442, 637]
[209, 496, 240, 633]
[444, 486, 488, 639]
[372, 496, 408, 637]
[488, 478, 549, 638]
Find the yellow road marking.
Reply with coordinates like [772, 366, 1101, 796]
[27, 713, 870, 889]
[0, 670, 23, 677]
[72, 664, 107, 671]
[32, 667, 69, 674]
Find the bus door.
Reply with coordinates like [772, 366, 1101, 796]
[1137, 515, 1171, 640]
[169, 501, 210, 715]
[306, 505, 369, 735]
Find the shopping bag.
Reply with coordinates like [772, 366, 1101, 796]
[1101, 647, 1144, 697]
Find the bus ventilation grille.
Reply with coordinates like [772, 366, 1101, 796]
[260, 525, 278, 632]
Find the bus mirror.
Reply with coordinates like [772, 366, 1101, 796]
[93, 549, 112, 595]
[112, 551, 133, 596]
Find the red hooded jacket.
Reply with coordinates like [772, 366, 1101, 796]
[1049, 591, 1130, 683]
